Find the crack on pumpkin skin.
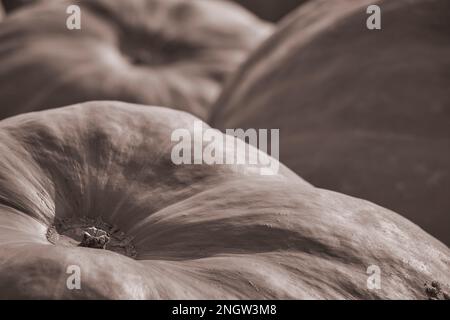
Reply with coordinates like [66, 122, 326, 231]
[46, 217, 137, 258]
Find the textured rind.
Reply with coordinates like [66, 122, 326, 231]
[0, 0, 272, 120]
[2, 1, 32, 12]
[0, 101, 448, 299]
[211, 0, 450, 245]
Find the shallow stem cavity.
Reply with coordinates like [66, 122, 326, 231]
[46, 217, 137, 259]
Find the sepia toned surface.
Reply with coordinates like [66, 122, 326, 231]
[212, 0, 450, 245]
[0, 101, 448, 299]
[0, 0, 272, 121]
[0, 0, 448, 301]
[232, 0, 307, 22]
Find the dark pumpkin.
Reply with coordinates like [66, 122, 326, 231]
[211, 0, 450, 245]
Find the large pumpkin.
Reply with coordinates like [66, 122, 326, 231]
[0, 0, 272, 120]
[0, 101, 448, 299]
[211, 0, 450, 245]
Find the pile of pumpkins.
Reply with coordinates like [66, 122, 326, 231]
[0, 0, 448, 299]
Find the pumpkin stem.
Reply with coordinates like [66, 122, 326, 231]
[47, 217, 137, 258]
[424, 281, 450, 300]
[78, 226, 110, 249]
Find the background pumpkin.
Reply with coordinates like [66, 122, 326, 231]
[211, 0, 450, 245]
[0, 0, 272, 121]
[0, 101, 449, 299]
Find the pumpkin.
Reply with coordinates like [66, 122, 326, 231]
[211, 0, 450, 245]
[0, 0, 272, 121]
[232, 0, 308, 22]
[0, 101, 448, 299]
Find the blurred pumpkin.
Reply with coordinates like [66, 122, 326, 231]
[0, 0, 272, 120]
[211, 0, 450, 245]
[0, 101, 448, 299]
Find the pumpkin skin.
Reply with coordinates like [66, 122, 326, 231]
[211, 0, 450, 245]
[0, 101, 449, 299]
[0, 0, 272, 120]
